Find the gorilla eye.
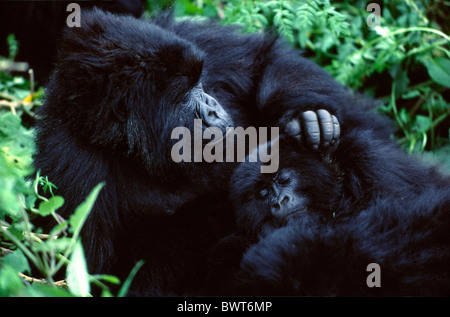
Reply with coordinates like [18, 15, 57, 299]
[278, 176, 290, 185]
[260, 189, 269, 198]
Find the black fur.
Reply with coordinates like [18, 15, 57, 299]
[34, 9, 423, 296]
[209, 133, 450, 296]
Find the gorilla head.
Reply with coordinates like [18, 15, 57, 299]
[43, 9, 232, 176]
[229, 141, 343, 236]
[35, 9, 236, 278]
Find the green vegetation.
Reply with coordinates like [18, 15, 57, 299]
[1, 0, 449, 297]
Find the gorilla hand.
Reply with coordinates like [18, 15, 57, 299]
[283, 109, 340, 150]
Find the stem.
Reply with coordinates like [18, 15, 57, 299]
[432, 110, 450, 128]
[390, 81, 409, 138]
[342, 26, 450, 71]
[0, 226, 42, 271]
[404, 38, 449, 58]
[369, 27, 450, 45]
[33, 172, 49, 202]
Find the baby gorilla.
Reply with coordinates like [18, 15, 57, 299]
[208, 132, 450, 296]
[229, 140, 341, 237]
[206, 139, 343, 293]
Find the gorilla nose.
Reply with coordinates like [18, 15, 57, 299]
[207, 109, 219, 121]
[201, 96, 232, 128]
[203, 107, 224, 127]
[271, 194, 292, 214]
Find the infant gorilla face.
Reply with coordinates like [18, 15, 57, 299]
[230, 148, 342, 236]
[258, 168, 308, 220]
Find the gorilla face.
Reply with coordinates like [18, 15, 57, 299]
[258, 168, 308, 219]
[231, 166, 310, 236]
[230, 144, 343, 236]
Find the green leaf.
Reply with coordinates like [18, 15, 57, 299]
[92, 274, 121, 285]
[421, 57, 450, 87]
[0, 249, 30, 274]
[7, 34, 19, 60]
[317, 31, 337, 52]
[27, 283, 73, 297]
[36, 237, 71, 253]
[414, 115, 432, 132]
[69, 182, 104, 236]
[0, 154, 24, 218]
[398, 107, 411, 125]
[38, 196, 64, 217]
[0, 264, 25, 296]
[402, 89, 421, 99]
[48, 221, 69, 238]
[0, 112, 35, 171]
[66, 240, 90, 297]
[0, 112, 21, 137]
[117, 260, 145, 297]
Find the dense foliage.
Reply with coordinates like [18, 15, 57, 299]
[0, 0, 448, 297]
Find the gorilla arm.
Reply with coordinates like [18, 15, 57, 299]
[254, 41, 346, 149]
[169, 20, 343, 148]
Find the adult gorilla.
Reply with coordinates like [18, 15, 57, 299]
[34, 9, 386, 295]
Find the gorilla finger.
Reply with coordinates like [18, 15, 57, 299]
[331, 115, 340, 143]
[285, 119, 301, 136]
[316, 109, 333, 147]
[302, 111, 320, 150]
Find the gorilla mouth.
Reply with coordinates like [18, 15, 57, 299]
[273, 207, 306, 223]
[284, 208, 306, 219]
[271, 208, 306, 228]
